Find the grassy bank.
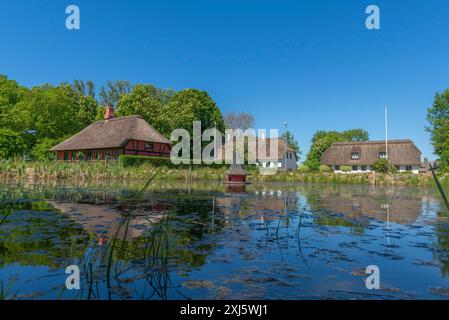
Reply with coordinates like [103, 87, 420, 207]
[1, 159, 448, 187]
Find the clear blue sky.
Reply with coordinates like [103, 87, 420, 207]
[1, 0, 449, 160]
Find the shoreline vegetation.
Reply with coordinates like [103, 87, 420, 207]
[1, 158, 448, 187]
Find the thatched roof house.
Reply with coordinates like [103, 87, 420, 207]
[51, 108, 172, 161]
[216, 137, 298, 171]
[320, 139, 421, 173]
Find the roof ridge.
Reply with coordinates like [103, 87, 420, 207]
[93, 115, 143, 124]
[333, 139, 413, 145]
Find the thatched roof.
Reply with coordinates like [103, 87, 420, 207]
[50, 115, 172, 151]
[216, 138, 297, 162]
[320, 139, 421, 166]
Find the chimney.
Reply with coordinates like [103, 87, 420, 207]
[104, 106, 115, 120]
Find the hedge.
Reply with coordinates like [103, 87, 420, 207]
[119, 155, 232, 169]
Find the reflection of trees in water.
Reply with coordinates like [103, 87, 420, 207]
[433, 211, 449, 278]
[0, 184, 226, 299]
[0, 200, 90, 268]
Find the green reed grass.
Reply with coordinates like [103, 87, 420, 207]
[430, 164, 449, 211]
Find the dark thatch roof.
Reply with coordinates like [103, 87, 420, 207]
[320, 139, 421, 166]
[50, 115, 172, 151]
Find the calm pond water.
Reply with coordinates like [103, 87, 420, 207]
[1, 180, 449, 300]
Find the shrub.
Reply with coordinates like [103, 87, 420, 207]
[298, 165, 310, 173]
[319, 165, 332, 173]
[118, 155, 229, 169]
[304, 159, 320, 171]
[31, 138, 60, 161]
[119, 155, 173, 167]
[390, 164, 398, 174]
[340, 166, 352, 172]
[373, 159, 388, 173]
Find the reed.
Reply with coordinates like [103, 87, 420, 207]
[430, 164, 449, 211]
[1, 158, 446, 187]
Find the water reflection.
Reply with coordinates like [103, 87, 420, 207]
[0, 181, 449, 299]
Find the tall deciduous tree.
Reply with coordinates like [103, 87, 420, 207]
[115, 84, 175, 136]
[224, 112, 255, 131]
[426, 89, 449, 171]
[99, 80, 133, 108]
[165, 89, 226, 135]
[0, 75, 27, 128]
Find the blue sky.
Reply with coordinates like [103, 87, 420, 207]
[1, 0, 449, 160]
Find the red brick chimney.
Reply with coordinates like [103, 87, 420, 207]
[104, 106, 115, 120]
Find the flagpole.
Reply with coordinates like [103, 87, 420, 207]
[385, 106, 388, 164]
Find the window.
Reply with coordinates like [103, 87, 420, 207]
[145, 142, 154, 152]
[86, 151, 93, 160]
[361, 165, 367, 171]
[63, 152, 69, 161]
[352, 165, 358, 171]
[72, 152, 77, 161]
[351, 152, 360, 160]
[406, 165, 412, 171]
[379, 152, 387, 159]
[335, 165, 340, 171]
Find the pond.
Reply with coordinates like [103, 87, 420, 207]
[1, 180, 449, 300]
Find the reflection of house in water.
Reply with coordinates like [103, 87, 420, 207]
[215, 189, 298, 219]
[312, 193, 423, 225]
[50, 201, 165, 243]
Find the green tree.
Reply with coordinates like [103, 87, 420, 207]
[0, 129, 26, 159]
[115, 84, 175, 136]
[0, 75, 28, 128]
[426, 89, 449, 171]
[164, 89, 226, 136]
[99, 80, 133, 108]
[8, 84, 92, 150]
[281, 130, 301, 160]
[72, 80, 95, 99]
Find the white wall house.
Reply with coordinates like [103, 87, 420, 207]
[332, 164, 421, 174]
[256, 138, 298, 171]
[321, 139, 422, 174]
[257, 150, 298, 171]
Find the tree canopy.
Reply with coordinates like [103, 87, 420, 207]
[0, 75, 227, 161]
[282, 130, 301, 160]
[426, 89, 449, 171]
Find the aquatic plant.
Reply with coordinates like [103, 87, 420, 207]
[430, 164, 449, 211]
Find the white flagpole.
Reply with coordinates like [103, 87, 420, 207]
[385, 106, 388, 162]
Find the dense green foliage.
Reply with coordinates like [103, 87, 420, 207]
[0, 129, 26, 159]
[373, 158, 389, 173]
[116, 84, 176, 136]
[319, 165, 332, 172]
[304, 129, 369, 170]
[119, 155, 174, 167]
[426, 89, 449, 172]
[0, 75, 226, 161]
